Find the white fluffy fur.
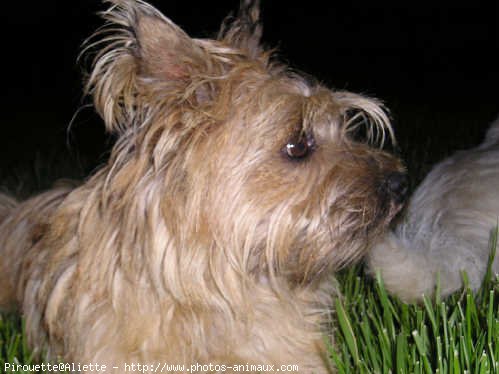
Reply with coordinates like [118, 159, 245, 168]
[368, 118, 499, 301]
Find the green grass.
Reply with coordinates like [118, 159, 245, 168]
[0, 315, 35, 373]
[330, 231, 498, 373]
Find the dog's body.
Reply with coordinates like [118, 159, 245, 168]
[0, 1, 406, 371]
[0, 185, 337, 370]
[369, 118, 499, 302]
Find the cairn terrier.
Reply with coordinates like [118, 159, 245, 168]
[369, 118, 499, 302]
[0, 0, 407, 372]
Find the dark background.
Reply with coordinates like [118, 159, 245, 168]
[1, 1, 498, 191]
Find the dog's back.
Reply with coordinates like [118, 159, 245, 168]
[369, 118, 499, 301]
[482, 116, 499, 148]
[0, 193, 17, 224]
[0, 187, 72, 310]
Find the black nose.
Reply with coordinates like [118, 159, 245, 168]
[385, 172, 408, 204]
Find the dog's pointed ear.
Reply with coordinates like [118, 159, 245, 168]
[218, 0, 264, 59]
[134, 8, 207, 81]
[85, 1, 213, 134]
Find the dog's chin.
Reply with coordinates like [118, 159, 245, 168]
[383, 201, 405, 226]
[372, 185, 408, 230]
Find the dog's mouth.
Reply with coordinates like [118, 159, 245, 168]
[385, 198, 406, 224]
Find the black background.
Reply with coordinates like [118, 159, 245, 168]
[2, 1, 498, 178]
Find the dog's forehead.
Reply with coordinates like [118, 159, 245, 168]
[260, 74, 328, 106]
[251, 75, 346, 131]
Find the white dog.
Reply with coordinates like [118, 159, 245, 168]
[368, 118, 499, 301]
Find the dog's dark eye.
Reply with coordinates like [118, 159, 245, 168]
[285, 132, 316, 160]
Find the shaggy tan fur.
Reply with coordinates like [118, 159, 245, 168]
[0, 1, 406, 372]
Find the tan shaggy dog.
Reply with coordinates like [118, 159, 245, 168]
[0, 1, 407, 372]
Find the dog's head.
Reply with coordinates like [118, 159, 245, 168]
[85, 0, 407, 287]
